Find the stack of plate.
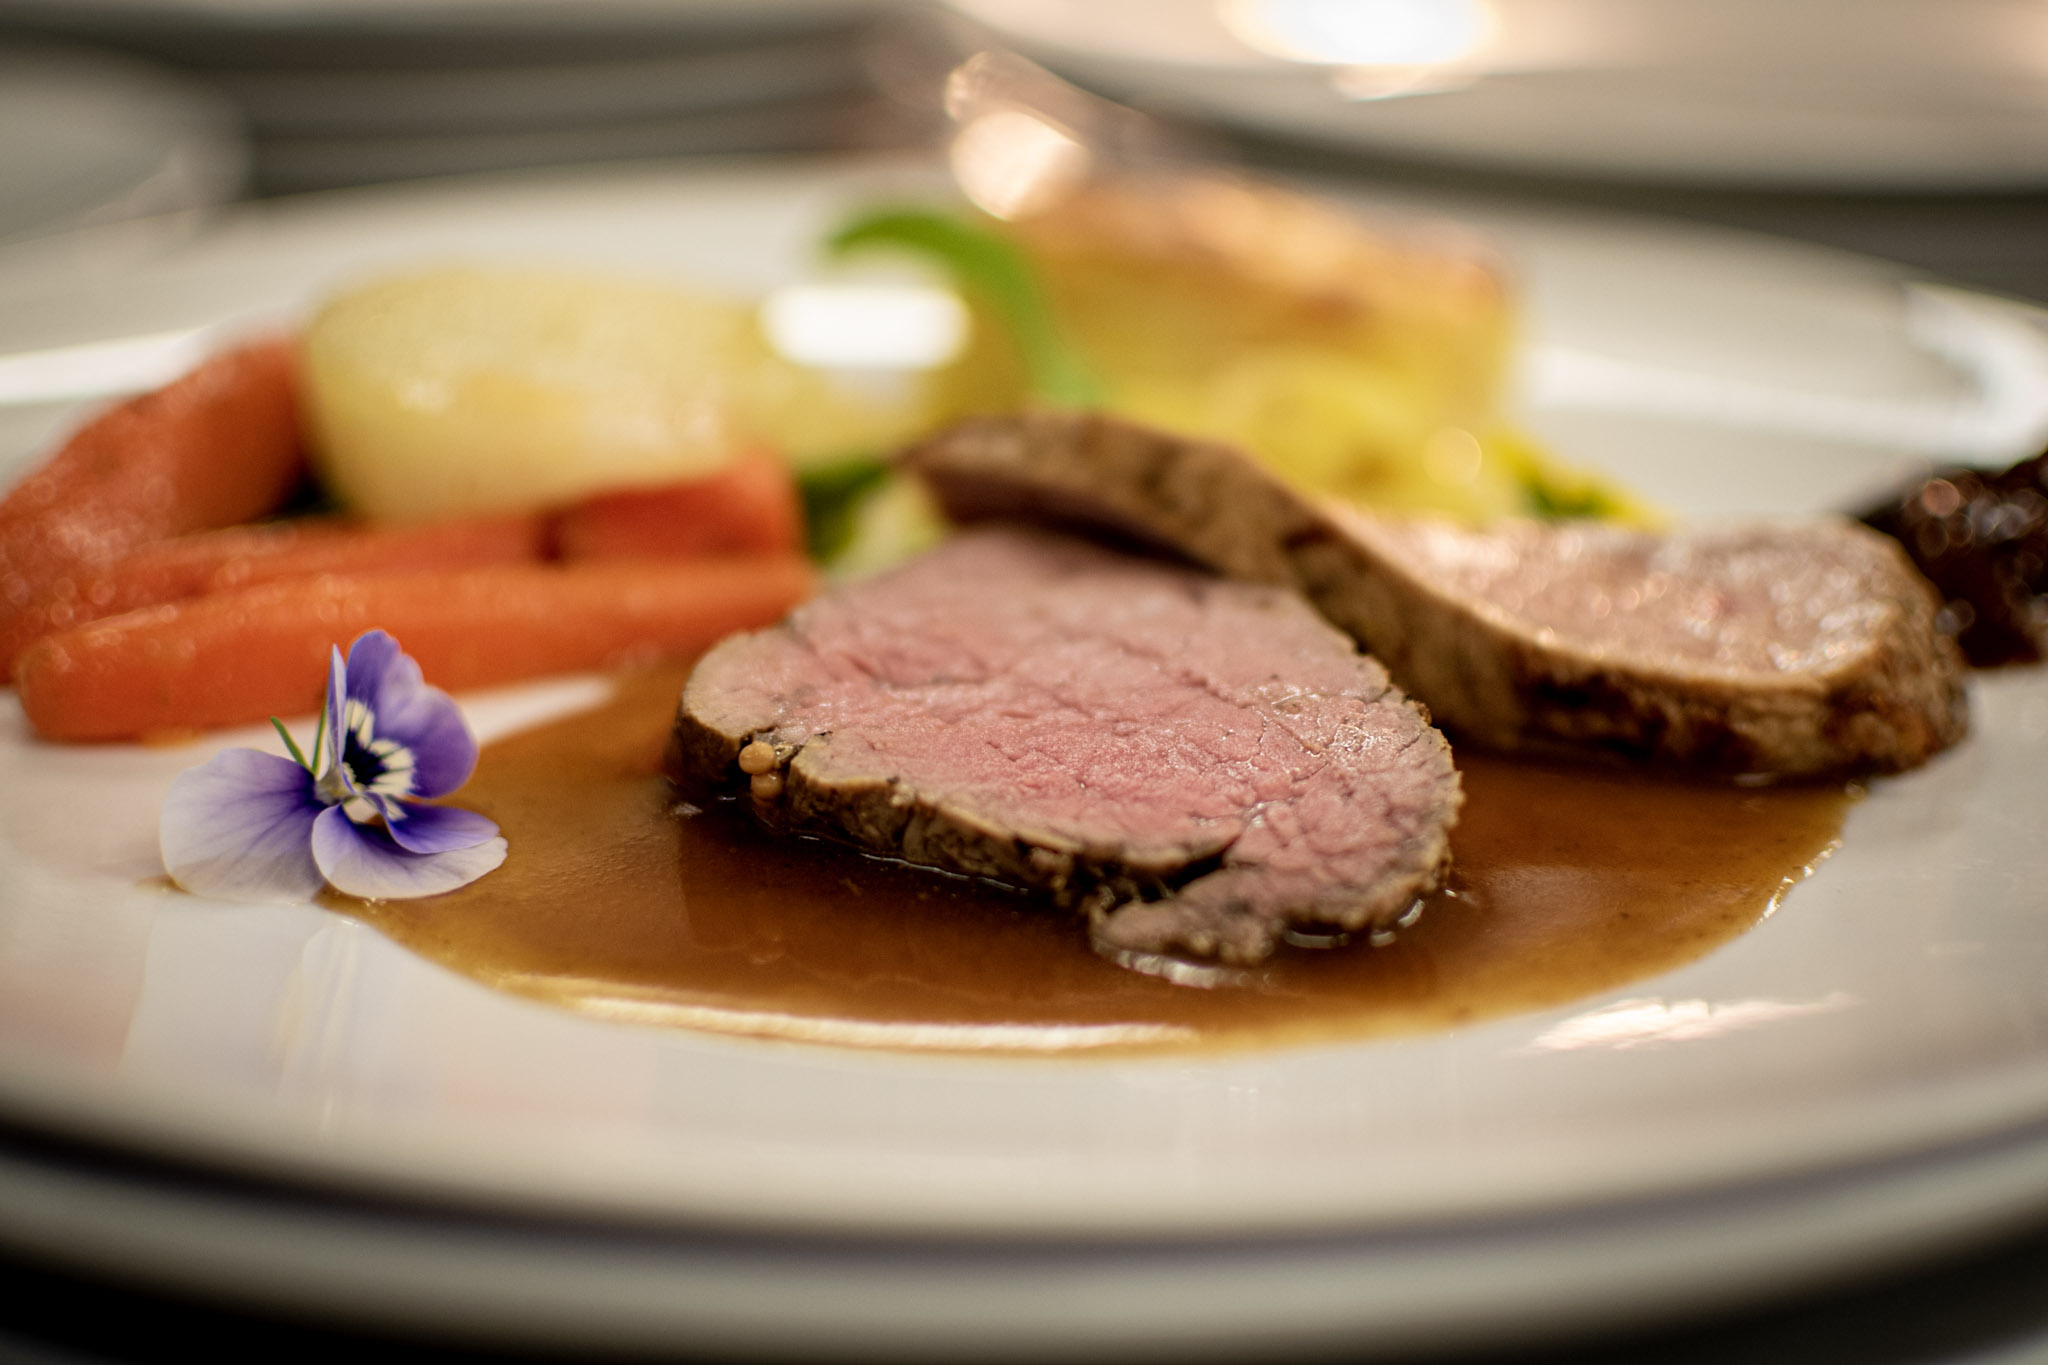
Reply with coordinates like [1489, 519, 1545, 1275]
[3, 159, 2048, 1358]
[0, 0, 900, 193]
[0, 39, 244, 242]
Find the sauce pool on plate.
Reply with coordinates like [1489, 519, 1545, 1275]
[326, 666, 1853, 1054]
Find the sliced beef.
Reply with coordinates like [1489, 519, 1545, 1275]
[670, 526, 1460, 965]
[905, 412, 1969, 777]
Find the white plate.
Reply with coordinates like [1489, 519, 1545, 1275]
[0, 40, 245, 244]
[3, 159, 2048, 1355]
[952, 0, 2048, 192]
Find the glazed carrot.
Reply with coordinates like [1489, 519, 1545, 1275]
[16, 556, 816, 742]
[0, 339, 304, 679]
[0, 512, 547, 673]
[552, 448, 802, 562]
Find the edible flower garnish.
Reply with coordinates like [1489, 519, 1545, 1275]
[160, 630, 505, 902]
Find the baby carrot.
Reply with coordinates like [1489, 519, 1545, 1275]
[16, 556, 815, 742]
[0, 339, 304, 678]
[0, 511, 547, 673]
[552, 448, 802, 562]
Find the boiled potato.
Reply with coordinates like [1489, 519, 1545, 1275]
[302, 265, 929, 522]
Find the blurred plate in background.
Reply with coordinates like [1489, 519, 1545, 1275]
[0, 0, 863, 33]
[0, 0, 899, 193]
[0, 40, 245, 242]
[950, 0, 2048, 191]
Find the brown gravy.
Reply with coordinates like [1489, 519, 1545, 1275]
[329, 667, 1854, 1054]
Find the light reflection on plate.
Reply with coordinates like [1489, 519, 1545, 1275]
[1519, 992, 1861, 1055]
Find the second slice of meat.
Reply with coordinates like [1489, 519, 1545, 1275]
[907, 412, 1969, 776]
[671, 527, 1460, 965]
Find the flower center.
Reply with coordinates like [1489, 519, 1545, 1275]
[338, 698, 417, 819]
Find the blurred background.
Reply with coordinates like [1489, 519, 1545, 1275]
[3, 2, 2048, 1362]
[3, 0, 2047, 299]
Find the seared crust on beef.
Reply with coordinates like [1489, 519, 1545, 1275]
[670, 528, 1460, 964]
[904, 412, 1968, 777]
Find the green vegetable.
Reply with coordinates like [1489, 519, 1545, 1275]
[1521, 466, 1634, 521]
[828, 208, 1103, 409]
[797, 453, 893, 563]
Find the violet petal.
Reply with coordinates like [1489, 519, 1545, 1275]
[160, 749, 325, 903]
[343, 629, 476, 798]
[311, 806, 506, 900]
[382, 800, 501, 855]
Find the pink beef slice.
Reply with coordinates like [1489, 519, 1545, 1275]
[904, 412, 1969, 777]
[669, 526, 1460, 965]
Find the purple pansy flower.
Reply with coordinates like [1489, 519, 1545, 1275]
[160, 630, 505, 902]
